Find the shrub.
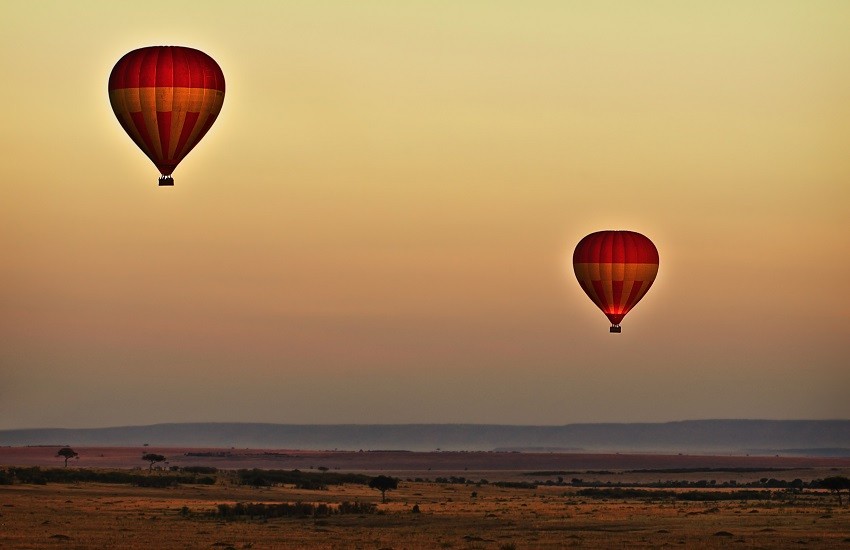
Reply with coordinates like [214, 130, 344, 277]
[0, 466, 215, 487]
[8, 467, 48, 485]
[182, 466, 218, 474]
[493, 481, 537, 489]
[235, 469, 371, 490]
[134, 476, 178, 488]
[576, 488, 776, 501]
[215, 501, 376, 519]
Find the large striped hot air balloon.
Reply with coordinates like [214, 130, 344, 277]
[108, 46, 225, 186]
[572, 230, 659, 333]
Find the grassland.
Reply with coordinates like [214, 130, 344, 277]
[2, 465, 849, 548]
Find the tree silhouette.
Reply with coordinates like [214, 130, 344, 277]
[56, 447, 78, 467]
[820, 476, 850, 506]
[142, 453, 166, 471]
[369, 475, 399, 503]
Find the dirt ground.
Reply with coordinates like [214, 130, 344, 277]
[1, 466, 849, 549]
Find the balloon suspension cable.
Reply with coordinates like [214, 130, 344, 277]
[158, 175, 174, 186]
[610, 325, 622, 333]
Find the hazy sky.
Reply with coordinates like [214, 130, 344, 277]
[1, 1, 848, 429]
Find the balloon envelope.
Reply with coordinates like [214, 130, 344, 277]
[572, 230, 659, 331]
[108, 46, 225, 185]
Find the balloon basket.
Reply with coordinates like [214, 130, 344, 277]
[610, 326, 622, 333]
[158, 176, 174, 186]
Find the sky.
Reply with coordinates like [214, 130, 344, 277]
[1, 1, 848, 429]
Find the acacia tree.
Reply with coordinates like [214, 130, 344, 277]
[369, 475, 399, 503]
[56, 447, 78, 467]
[142, 453, 166, 471]
[820, 476, 850, 506]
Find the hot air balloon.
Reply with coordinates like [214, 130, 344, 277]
[108, 46, 225, 186]
[572, 230, 659, 333]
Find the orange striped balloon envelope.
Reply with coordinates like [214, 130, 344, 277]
[573, 230, 659, 333]
[108, 46, 225, 186]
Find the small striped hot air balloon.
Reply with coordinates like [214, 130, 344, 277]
[572, 230, 659, 333]
[108, 46, 225, 186]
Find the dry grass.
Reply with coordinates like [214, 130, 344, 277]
[2, 474, 849, 549]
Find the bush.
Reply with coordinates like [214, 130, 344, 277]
[236, 469, 371, 490]
[2, 467, 216, 487]
[576, 488, 777, 501]
[493, 481, 537, 489]
[577, 488, 672, 499]
[181, 466, 218, 474]
[215, 501, 376, 519]
[7, 467, 48, 485]
[134, 476, 178, 488]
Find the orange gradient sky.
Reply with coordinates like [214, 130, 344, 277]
[1, 2, 848, 428]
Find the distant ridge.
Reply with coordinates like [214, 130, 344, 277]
[0, 420, 848, 455]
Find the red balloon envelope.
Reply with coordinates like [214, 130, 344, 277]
[108, 46, 225, 186]
[573, 230, 659, 333]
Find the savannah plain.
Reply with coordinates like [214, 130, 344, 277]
[2, 448, 850, 549]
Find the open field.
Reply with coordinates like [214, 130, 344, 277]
[2, 474, 849, 549]
[2, 449, 849, 548]
[3, 446, 850, 475]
